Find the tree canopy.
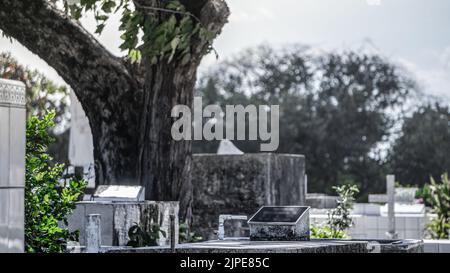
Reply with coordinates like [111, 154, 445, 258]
[390, 104, 450, 187]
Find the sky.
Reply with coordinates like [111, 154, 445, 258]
[1, 0, 449, 101]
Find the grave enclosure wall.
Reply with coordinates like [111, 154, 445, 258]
[0, 79, 26, 253]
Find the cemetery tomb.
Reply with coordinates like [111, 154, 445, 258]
[248, 206, 310, 241]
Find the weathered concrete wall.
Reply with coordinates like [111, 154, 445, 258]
[192, 154, 306, 240]
[0, 79, 26, 253]
[67, 201, 179, 247]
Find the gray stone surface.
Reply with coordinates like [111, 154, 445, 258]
[67, 201, 179, 247]
[0, 79, 25, 253]
[192, 154, 306, 240]
[376, 239, 423, 253]
[106, 239, 369, 253]
[105, 238, 424, 253]
[249, 211, 310, 241]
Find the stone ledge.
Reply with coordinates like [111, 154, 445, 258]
[105, 238, 424, 253]
[0, 79, 26, 107]
[106, 239, 369, 253]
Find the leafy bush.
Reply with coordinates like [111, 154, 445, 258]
[127, 223, 166, 247]
[311, 184, 359, 239]
[25, 112, 87, 253]
[310, 225, 347, 239]
[328, 185, 359, 236]
[416, 183, 432, 206]
[427, 173, 450, 239]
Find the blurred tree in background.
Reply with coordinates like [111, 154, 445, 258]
[195, 45, 416, 198]
[0, 52, 71, 163]
[390, 104, 450, 187]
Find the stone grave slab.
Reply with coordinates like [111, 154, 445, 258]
[248, 206, 310, 241]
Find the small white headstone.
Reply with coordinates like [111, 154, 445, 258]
[85, 214, 101, 253]
[217, 139, 244, 155]
[68, 91, 95, 168]
[93, 185, 145, 202]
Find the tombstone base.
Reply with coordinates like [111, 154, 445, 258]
[67, 201, 179, 247]
[105, 238, 424, 253]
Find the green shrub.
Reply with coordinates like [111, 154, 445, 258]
[427, 173, 450, 239]
[416, 183, 432, 206]
[311, 184, 359, 239]
[127, 223, 166, 247]
[327, 184, 359, 237]
[310, 225, 347, 239]
[25, 112, 87, 253]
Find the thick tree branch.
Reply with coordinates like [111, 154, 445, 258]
[0, 0, 140, 113]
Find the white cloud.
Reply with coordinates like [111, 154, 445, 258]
[397, 56, 450, 102]
[441, 46, 450, 70]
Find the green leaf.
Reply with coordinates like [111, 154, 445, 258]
[95, 23, 106, 34]
[128, 49, 142, 63]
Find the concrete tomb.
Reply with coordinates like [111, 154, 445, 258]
[248, 206, 310, 241]
[192, 153, 306, 240]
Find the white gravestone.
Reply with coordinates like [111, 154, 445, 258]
[0, 79, 26, 253]
[92, 185, 145, 202]
[85, 214, 101, 253]
[68, 91, 95, 187]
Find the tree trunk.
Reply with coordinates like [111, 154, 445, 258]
[90, 60, 200, 221]
[0, 0, 229, 221]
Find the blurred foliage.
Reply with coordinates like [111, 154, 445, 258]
[64, 0, 214, 65]
[416, 184, 433, 206]
[25, 112, 87, 253]
[390, 104, 450, 187]
[0, 52, 70, 130]
[427, 173, 450, 239]
[0, 52, 71, 163]
[310, 225, 347, 239]
[127, 222, 166, 247]
[195, 45, 416, 198]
